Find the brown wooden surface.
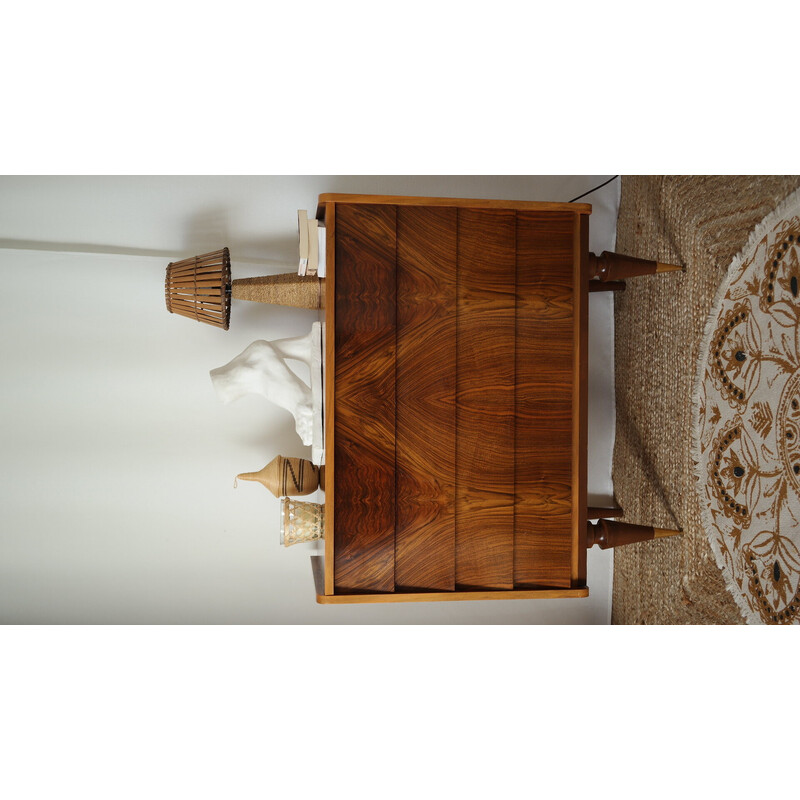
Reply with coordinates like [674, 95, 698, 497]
[332, 203, 397, 593]
[395, 206, 457, 591]
[588, 279, 626, 292]
[573, 215, 589, 582]
[455, 209, 516, 590]
[320, 197, 590, 602]
[588, 251, 684, 281]
[587, 506, 624, 519]
[514, 211, 575, 588]
[317, 193, 591, 216]
[322, 202, 335, 594]
[315, 581, 590, 604]
[586, 519, 656, 549]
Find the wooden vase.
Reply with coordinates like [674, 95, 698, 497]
[235, 455, 320, 497]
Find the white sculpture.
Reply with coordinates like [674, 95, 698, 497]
[210, 326, 319, 445]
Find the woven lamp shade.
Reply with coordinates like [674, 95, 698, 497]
[165, 248, 232, 330]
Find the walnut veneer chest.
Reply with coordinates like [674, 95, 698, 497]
[310, 193, 596, 603]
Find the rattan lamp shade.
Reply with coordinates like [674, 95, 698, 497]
[165, 248, 232, 330]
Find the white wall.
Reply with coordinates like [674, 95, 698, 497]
[0, 176, 618, 623]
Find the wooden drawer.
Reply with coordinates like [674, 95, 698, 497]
[317, 195, 589, 603]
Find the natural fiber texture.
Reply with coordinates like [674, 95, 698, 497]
[280, 499, 325, 547]
[165, 248, 231, 329]
[693, 187, 800, 624]
[231, 274, 321, 309]
[611, 176, 800, 624]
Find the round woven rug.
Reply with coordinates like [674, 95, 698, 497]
[693, 187, 800, 624]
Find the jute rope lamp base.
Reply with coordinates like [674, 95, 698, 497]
[164, 247, 321, 329]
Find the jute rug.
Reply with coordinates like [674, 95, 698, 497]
[693, 187, 800, 624]
[611, 175, 800, 624]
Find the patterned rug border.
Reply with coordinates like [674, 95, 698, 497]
[691, 185, 800, 624]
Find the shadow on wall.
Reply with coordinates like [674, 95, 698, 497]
[182, 205, 298, 266]
[182, 205, 231, 257]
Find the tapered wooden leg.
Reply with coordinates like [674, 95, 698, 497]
[588, 280, 626, 293]
[588, 251, 684, 282]
[586, 518, 682, 549]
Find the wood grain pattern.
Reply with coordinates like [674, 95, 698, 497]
[333, 204, 397, 593]
[514, 211, 575, 588]
[315, 196, 592, 603]
[455, 208, 516, 590]
[317, 193, 591, 216]
[395, 206, 457, 591]
[315, 586, 590, 604]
